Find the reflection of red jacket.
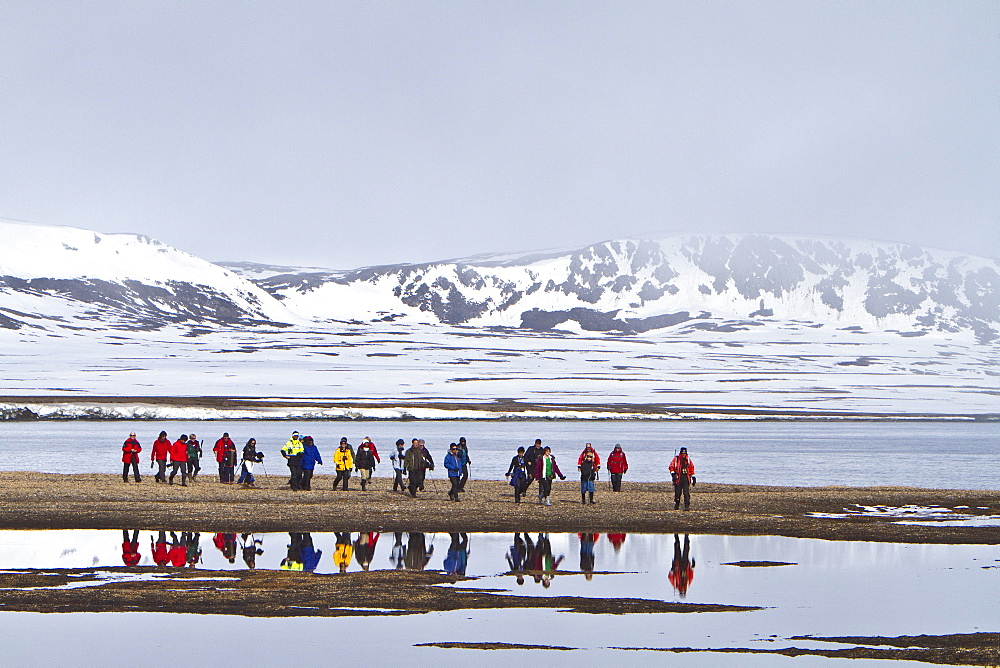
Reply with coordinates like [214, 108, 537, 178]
[122, 438, 142, 464]
[669, 455, 694, 480]
[151, 437, 170, 462]
[168, 544, 186, 567]
[214, 438, 233, 463]
[607, 533, 626, 550]
[151, 539, 169, 566]
[607, 449, 628, 474]
[169, 439, 188, 462]
[122, 541, 141, 566]
[669, 562, 695, 595]
[577, 448, 600, 468]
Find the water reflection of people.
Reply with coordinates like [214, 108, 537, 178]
[526, 533, 563, 587]
[668, 533, 695, 597]
[443, 533, 468, 578]
[152, 531, 169, 567]
[506, 533, 527, 585]
[121, 530, 141, 566]
[390, 532, 406, 570]
[333, 532, 353, 573]
[281, 532, 305, 571]
[241, 533, 264, 569]
[213, 532, 237, 564]
[353, 532, 379, 571]
[168, 532, 186, 567]
[607, 533, 626, 552]
[578, 533, 598, 580]
[183, 532, 202, 567]
[301, 533, 322, 572]
[404, 532, 433, 571]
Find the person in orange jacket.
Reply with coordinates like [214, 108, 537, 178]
[669, 447, 695, 510]
[168, 435, 189, 486]
[121, 432, 142, 483]
[151, 431, 170, 483]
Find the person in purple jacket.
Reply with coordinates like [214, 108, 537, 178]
[533, 446, 566, 506]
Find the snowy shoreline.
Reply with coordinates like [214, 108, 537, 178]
[1, 399, 996, 422]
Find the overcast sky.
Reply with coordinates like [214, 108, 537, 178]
[1, 1, 997, 269]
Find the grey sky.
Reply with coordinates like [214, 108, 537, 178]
[1, 1, 997, 269]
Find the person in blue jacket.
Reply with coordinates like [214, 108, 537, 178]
[299, 436, 323, 491]
[444, 443, 463, 502]
[300, 532, 322, 572]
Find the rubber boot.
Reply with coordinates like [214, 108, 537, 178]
[581, 493, 587, 505]
[589, 492, 595, 504]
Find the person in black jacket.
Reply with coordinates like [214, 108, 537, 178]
[522, 439, 543, 495]
[237, 438, 264, 488]
[355, 440, 377, 491]
[456, 437, 471, 491]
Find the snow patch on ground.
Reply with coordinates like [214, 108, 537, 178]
[806, 504, 1000, 527]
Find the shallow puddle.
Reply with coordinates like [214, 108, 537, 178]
[0, 530, 996, 666]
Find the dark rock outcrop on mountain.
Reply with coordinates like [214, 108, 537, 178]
[253, 235, 999, 342]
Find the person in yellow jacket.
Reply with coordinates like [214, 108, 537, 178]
[334, 532, 353, 573]
[333, 438, 354, 491]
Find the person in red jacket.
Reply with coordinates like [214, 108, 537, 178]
[151, 431, 170, 483]
[577, 443, 601, 469]
[669, 447, 695, 510]
[607, 444, 628, 492]
[213, 433, 235, 483]
[121, 529, 141, 566]
[121, 432, 142, 483]
[168, 434, 189, 486]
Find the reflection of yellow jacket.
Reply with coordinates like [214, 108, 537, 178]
[334, 447, 354, 471]
[334, 544, 353, 570]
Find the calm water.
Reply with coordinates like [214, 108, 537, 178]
[1, 420, 997, 488]
[0, 530, 995, 667]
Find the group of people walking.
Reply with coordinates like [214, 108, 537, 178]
[122, 431, 263, 488]
[504, 440, 633, 506]
[121, 431, 698, 509]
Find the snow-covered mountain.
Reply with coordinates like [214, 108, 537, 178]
[2, 220, 997, 420]
[3, 220, 998, 342]
[247, 236, 1000, 342]
[0, 220, 297, 331]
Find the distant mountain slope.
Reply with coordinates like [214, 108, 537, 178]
[248, 236, 1000, 342]
[0, 220, 295, 331]
[3, 220, 997, 343]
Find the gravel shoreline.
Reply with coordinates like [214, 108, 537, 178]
[1, 472, 997, 542]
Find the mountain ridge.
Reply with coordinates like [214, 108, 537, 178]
[1, 220, 998, 342]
